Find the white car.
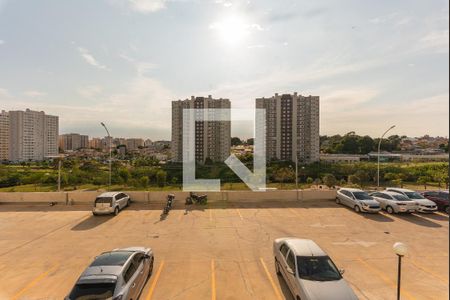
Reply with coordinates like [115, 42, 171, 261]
[273, 238, 358, 300]
[370, 191, 416, 214]
[92, 192, 131, 216]
[336, 188, 381, 213]
[386, 188, 437, 213]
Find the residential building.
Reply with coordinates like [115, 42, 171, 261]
[0, 110, 9, 161]
[8, 109, 59, 161]
[144, 139, 153, 147]
[172, 96, 231, 163]
[59, 133, 89, 151]
[256, 93, 320, 163]
[89, 137, 103, 149]
[126, 138, 144, 151]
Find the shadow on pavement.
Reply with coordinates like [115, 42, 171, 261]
[276, 273, 295, 300]
[419, 212, 449, 222]
[0, 199, 345, 212]
[392, 213, 442, 228]
[71, 214, 113, 231]
[362, 212, 394, 223]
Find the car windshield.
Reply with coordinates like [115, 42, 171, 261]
[90, 251, 133, 267]
[404, 192, 425, 199]
[297, 256, 342, 281]
[95, 197, 112, 204]
[439, 192, 449, 200]
[353, 192, 373, 200]
[68, 282, 116, 300]
[393, 194, 411, 201]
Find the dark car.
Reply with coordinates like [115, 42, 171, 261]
[65, 247, 154, 300]
[422, 191, 449, 214]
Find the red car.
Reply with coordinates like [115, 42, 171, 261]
[422, 191, 449, 214]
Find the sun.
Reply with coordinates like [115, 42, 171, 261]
[210, 15, 250, 46]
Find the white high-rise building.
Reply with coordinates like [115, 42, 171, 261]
[0, 110, 9, 161]
[9, 109, 59, 161]
[256, 93, 320, 163]
[172, 96, 231, 163]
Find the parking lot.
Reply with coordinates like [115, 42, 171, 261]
[0, 199, 448, 300]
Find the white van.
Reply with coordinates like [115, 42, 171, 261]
[92, 192, 130, 216]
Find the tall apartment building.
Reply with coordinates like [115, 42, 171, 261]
[126, 138, 144, 151]
[0, 110, 9, 161]
[89, 138, 103, 149]
[172, 96, 231, 163]
[256, 93, 320, 163]
[9, 109, 59, 161]
[59, 133, 89, 151]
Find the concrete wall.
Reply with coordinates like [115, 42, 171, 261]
[0, 190, 337, 205]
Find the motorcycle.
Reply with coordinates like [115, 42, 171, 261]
[163, 194, 175, 214]
[185, 192, 208, 205]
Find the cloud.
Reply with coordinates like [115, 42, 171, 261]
[214, 0, 232, 7]
[127, 0, 167, 13]
[321, 93, 449, 136]
[77, 85, 103, 99]
[77, 47, 109, 70]
[0, 88, 11, 99]
[23, 90, 47, 97]
[418, 30, 449, 54]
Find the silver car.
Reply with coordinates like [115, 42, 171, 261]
[93, 192, 131, 216]
[273, 238, 358, 300]
[386, 188, 437, 213]
[65, 247, 154, 300]
[336, 188, 381, 213]
[370, 191, 417, 214]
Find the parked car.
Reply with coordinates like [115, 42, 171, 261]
[93, 192, 131, 216]
[273, 238, 358, 300]
[336, 188, 381, 213]
[65, 247, 154, 300]
[386, 188, 437, 213]
[370, 191, 417, 214]
[422, 191, 449, 214]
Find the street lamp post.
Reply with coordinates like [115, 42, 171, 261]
[377, 125, 396, 188]
[101, 122, 112, 188]
[393, 242, 408, 300]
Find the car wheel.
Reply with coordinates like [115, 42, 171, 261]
[92, 212, 98, 216]
[445, 206, 449, 214]
[275, 258, 281, 275]
[354, 205, 361, 213]
[335, 197, 340, 204]
[114, 207, 119, 216]
[386, 206, 394, 214]
[127, 199, 131, 207]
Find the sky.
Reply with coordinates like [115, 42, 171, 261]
[0, 0, 448, 140]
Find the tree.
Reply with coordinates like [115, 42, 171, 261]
[274, 167, 295, 188]
[118, 168, 130, 184]
[355, 170, 370, 187]
[139, 176, 149, 188]
[231, 137, 243, 146]
[417, 176, 431, 190]
[322, 174, 337, 188]
[348, 174, 360, 186]
[306, 177, 314, 184]
[391, 179, 403, 187]
[246, 138, 254, 145]
[156, 170, 167, 187]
